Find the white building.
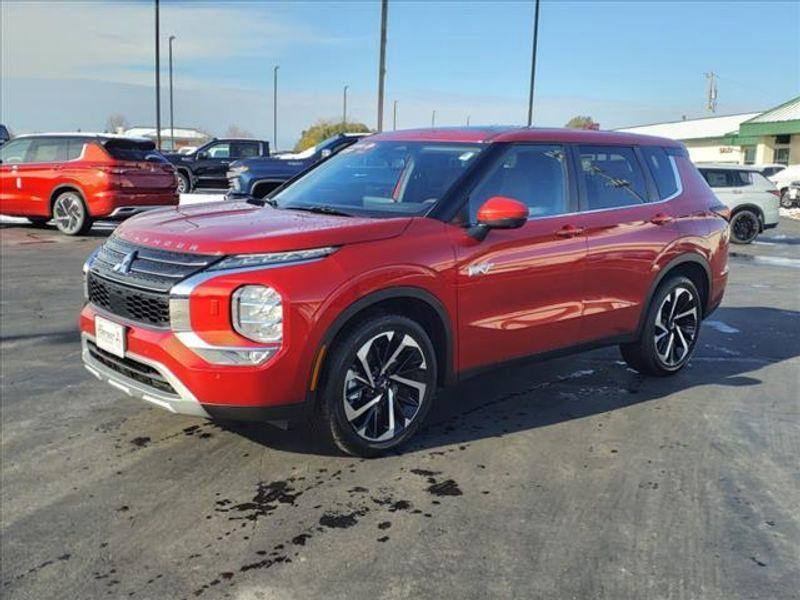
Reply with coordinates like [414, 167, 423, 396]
[618, 96, 800, 166]
[123, 126, 209, 151]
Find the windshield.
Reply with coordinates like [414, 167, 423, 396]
[271, 140, 484, 217]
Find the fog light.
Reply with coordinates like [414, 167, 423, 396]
[232, 285, 282, 343]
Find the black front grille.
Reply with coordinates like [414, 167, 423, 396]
[87, 341, 178, 396]
[87, 236, 219, 327]
[88, 273, 170, 327]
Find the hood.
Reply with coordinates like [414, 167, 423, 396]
[114, 202, 412, 256]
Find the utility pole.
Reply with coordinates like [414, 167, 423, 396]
[168, 35, 175, 151]
[466, 115, 471, 126]
[343, 85, 349, 126]
[431, 110, 436, 128]
[392, 100, 398, 130]
[526, 0, 541, 127]
[376, 0, 388, 132]
[273, 65, 279, 150]
[154, 0, 162, 149]
[705, 71, 718, 113]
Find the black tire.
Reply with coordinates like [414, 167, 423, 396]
[27, 217, 50, 228]
[780, 190, 795, 209]
[317, 314, 438, 457]
[620, 275, 701, 377]
[176, 171, 191, 194]
[729, 209, 760, 244]
[52, 190, 93, 236]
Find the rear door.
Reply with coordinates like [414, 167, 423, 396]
[575, 144, 680, 341]
[0, 138, 35, 215]
[453, 143, 588, 371]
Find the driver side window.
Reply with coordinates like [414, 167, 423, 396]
[0, 139, 34, 164]
[468, 144, 568, 222]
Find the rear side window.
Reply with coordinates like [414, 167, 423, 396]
[230, 141, 261, 158]
[641, 147, 679, 200]
[28, 138, 69, 163]
[700, 169, 752, 188]
[102, 138, 162, 162]
[578, 145, 647, 210]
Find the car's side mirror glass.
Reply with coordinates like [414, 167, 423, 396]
[468, 196, 528, 241]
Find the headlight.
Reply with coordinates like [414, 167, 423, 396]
[210, 246, 337, 271]
[232, 285, 282, 343]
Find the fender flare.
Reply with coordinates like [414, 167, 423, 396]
[636, 253, 712, 335]
[308, 286, 456, 405]
[49, 184, 87, 213]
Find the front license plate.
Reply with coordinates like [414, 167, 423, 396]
[95, 315, 126, 358]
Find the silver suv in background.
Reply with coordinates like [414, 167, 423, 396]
[698, 164, 780, 244]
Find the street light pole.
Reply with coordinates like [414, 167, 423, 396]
[376, 0, 388, 132]
[431, 110, 436, 128]
[273, 65, 279, 151]
[168, 35, 175, 151]
[343, 85, 349, 126]
[392, 100, 398, 131]
[154, 0, 162, 149]
[466, 115, 471, 126]
[526, 0, 541, 127]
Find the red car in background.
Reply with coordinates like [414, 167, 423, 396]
[0, 134, 178, 235]
[80, 127, 730, 456]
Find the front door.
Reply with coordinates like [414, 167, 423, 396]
[194, 141, 261, 188]
[0, 138, 35, 215]
[453, 143, 588, 373]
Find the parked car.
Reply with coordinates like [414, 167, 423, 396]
[783, 182, 800, 208]
[227, 133, 370, 199]
[768, 164, 800, 208]
[164, 138, 270, 193]
[0, 124, 10, 147]
[80, 127, 729, 456]
[697, 164, 780, 244]
[0, 133, 178, 235]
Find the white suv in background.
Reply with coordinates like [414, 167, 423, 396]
[768, 164, 800, 208]
[697, 164, 780, 244]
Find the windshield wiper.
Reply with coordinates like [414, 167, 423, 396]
[283, 204, 354, 217]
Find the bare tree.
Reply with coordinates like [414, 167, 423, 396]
[224, 124, 253, 138]
[106, 114, 129, 134]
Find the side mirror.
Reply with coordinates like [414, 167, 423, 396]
[197, 151, 210, 160]
[320, 148, 332, 158]
[468, 196, 528, 240]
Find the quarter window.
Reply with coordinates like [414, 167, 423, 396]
[578, 145, 647, 210]
[468, 144, 568, 221]
[641, 147, 679, 200]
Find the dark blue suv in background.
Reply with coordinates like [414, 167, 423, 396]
[226, 133, 369, 199]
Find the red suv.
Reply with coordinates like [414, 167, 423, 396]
[79, 128, 729, 456]
[0, 134, 178, 235]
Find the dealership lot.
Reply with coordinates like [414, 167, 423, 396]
[1, 218, 798, 599]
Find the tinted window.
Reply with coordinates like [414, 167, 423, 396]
[762, 166, 784, 177]
[0, 138, 34, 164]
[579, 146, 647, 210]
[28, 138, 68, 163]
[700, 169, 752, 188]
[103, 138, 162, 162]
[469, 144, 568, 220]
[230, 141, 260, 159]
[641, 147, 678, 200]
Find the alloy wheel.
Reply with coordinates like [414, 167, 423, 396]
[53, 193, 85, 235]
[654, 286, 698, 368]
[343, 330, 429, 443]
[731, 211, 759, 244]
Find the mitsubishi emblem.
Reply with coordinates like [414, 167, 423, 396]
[112, 250, 137, 275]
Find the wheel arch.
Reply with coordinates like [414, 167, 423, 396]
[637, 254, 712, 335]
[310, 286, 456, 406]
[49, 184, 86, 215]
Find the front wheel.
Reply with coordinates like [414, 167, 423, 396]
[730, 209, 760, 244]
[317, 315, 438, 457]
[52, 191, 92, 235]
[620, 275, 701, 376]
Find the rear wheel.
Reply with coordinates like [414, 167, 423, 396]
[620, 275, 701, 376]
[176, 171, 191, 194]
[317, 314, 437, 457]
[729, 209, 760, 244]
[52, 191, 92, 236]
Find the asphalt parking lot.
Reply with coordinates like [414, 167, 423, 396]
[1, 216, 799, 600]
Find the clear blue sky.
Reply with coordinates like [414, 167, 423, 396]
[2, 0, 798, 148]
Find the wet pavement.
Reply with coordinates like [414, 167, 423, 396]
[1, 217, 799, 599]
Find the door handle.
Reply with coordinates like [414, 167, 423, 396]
[555, 224, 584, 238]
[650, 213, 674, 225]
